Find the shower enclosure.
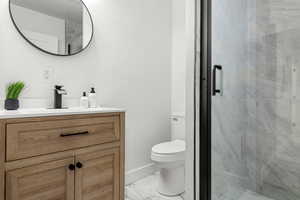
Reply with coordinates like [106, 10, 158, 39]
[199, 0, 300, 200]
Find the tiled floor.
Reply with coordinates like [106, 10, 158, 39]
[125, 173, 184, 200]
[125, 174, 274, 200]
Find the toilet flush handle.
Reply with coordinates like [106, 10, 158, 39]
[172, 117, 179, 121]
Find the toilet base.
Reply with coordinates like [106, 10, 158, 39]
[157, 165, 185, 196]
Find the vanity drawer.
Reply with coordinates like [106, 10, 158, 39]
[6, 116, 120, 161]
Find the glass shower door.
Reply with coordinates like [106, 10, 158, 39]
[210, 0, 300, 200]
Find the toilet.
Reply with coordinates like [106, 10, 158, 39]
[151, 114, 185, 196]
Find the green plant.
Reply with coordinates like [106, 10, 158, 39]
[6, 82, 25, 99]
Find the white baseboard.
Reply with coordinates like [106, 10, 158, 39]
[125, 163, 157, 185]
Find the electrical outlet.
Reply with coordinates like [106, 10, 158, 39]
[43, 66, 54, 81]
[43, 69, 50, 80]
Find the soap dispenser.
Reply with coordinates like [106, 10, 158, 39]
[88, 87, 97, 108]
[80, 92, 89, 109]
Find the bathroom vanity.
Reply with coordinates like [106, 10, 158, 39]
[0, 108, 125, 200]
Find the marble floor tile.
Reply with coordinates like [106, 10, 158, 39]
[126, 174, 276, 200]
[125, 173, 184, 200]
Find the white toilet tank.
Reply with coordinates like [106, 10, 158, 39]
[171, 113, 185, 141]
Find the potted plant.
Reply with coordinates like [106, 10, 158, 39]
[5, 82, 25, 110]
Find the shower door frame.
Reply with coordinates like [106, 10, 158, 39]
[198, 0, 212, 199]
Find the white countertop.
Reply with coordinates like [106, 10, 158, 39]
[0, 107, 125, 119]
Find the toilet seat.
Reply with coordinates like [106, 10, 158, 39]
[151, 140, 185, 162]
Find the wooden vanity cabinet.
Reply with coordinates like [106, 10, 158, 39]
[75, 148, 120, 200]
[6, 157, 75, 200]
[0, 112, 125, 200]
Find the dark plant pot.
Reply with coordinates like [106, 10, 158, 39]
[5, 99, 19, 110]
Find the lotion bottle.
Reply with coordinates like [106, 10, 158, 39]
[80, 92, 89, 109]
[88, 87, 97, 108]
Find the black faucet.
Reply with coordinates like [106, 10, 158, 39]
[54, 85, 67, 109]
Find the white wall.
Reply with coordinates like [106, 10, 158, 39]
[185, 0, 196, 199]
[171, 0, 186, 115]
[0, 0, 172, 174]
[171, 1, 196, 199]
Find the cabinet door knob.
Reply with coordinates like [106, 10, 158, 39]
[76, 162, 83, 169]
[69, 164, 75, 171]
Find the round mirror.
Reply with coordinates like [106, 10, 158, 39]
[9, 0, 94, 56]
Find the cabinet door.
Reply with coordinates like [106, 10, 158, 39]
[6, 157, 75, 200]
[75, 148, 120, 200]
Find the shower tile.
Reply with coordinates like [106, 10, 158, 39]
[212, 170, 249, 200]
[212, 97, 249, 177]
[239, 191, 274, 200]
[256, 99, 291, 134]
[260, 182, 300, 200]
[260, 155, 300, 198]
[214, 0, 300, 199]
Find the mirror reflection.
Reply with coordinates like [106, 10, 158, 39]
[9, 0, 93, 56]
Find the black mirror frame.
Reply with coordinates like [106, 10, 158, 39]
[8, 0, 94, 57]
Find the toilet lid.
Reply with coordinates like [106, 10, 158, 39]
[152, 140, 185, 155]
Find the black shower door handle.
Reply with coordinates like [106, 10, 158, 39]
[213, 65, 223, 96]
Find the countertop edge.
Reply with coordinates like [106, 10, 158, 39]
[0, 108, 126, 119]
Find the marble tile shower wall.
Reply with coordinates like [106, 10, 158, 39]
[246, 0, 300, 199]
[212, 0, 250, 199]
[213, 0, 300, 200]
